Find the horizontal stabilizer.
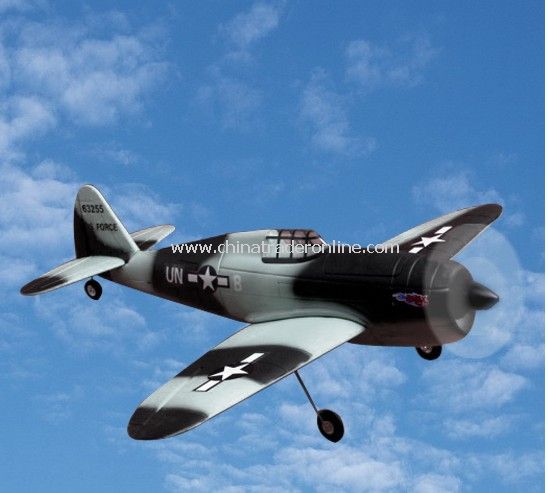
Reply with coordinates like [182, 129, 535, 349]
[20, 255, 125, 296]
[131, 224, 175, 250]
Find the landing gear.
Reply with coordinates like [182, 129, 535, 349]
[294, 370, 344, 443]
[84, 279, 102, 300]
[416, 345, 442, 360]
[317, 409, 345, 442]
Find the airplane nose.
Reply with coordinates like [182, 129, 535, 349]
[468, 281, 499, 310]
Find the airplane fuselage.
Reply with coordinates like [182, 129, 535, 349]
[104, 230, 478, 347]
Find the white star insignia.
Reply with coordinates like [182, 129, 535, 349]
[209, 364, 249, 381]
[199, 266, 216, 291]
[194, 353, 265, 392]
[412, 235, 446, 248]
[408, 225, 453, 253]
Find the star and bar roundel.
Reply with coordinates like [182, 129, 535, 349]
[408, 225, 453, 254]
[188, 265, 230, 292]
[194, 352, 265, 392]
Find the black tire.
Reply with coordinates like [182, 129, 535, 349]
[416, 345, 442, 360]
[84, 279, 102, 300]
[317, 409, 344, 443]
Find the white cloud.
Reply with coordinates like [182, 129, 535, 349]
[0, 43, 10, 90]
[111, 182, 179, 231]
[221, 2, 282, 58]
[296, 34, 437, 158]
[413, 474, 461, 493]
[505, 211, 525, 227]
[421, 361, 528, 413]
[12, 25, 167, 125]
[196, 3, 282, 130]
[33, 291, 161, 353]
[91, 142, 141, 167]
[138, 357, 187, 393]
[169, 309, 220, 344]
[0, 255, 36, 285]
[521, 270, 544, 306]
[35, 385, 83, 423]
[346, 35, 438, 90]
[0, 96, 56, 159]
[300, 69, 376, 156]
[443, 415, 515, 440]
[0, 311, 33, 353]
[197, 70, 263, 130]
[153, 399, 481, 493]
[0, 0, 42, 13]
[0, 161, 78, 256]
[500, 343, 545, 370]
[302, 345, 406, 404]
[0, 14, 168, 156]
[164, 443, 407, 493]
[277, 446, 406, 492]
[412, 170, 503, 213]
[467, 451, 544, 484]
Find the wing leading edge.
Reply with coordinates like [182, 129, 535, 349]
[128, 317, 365, 440]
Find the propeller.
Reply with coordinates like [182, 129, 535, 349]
[468, 281, 499, 310]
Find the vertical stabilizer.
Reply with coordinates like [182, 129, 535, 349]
[74, 185, 139, 260]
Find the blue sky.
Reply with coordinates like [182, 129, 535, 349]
[0, 1, 544, 492]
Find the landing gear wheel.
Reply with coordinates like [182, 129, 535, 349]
[317, 409, 344, 443]
[416, 345, 442, 360]
[84, 279, 102, 300]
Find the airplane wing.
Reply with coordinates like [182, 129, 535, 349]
[128, 317, 364, 440]
[381, 204, 502, 259]
[130, 224, 175, 250]
[20, 255, 125, 295]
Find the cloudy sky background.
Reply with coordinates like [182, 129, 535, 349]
[0, 1, 543, 492]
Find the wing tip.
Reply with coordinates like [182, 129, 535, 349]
[477, 203, 503, 222]
[127, 406, 207, 441]
[480, 203, 503, 215]
[460, 202, 502, 214]
[20, 275, 63, 296]
[457, 203, 503, 221]
[20, 284, 35, 296]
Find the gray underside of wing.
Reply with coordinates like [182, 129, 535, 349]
[128, 317, 365, 440]
[381, 204, 502, 258]
[20, 255, 125, 295]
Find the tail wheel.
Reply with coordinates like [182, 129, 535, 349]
[85, 279, 102, 300]
[416, 345, 442, 360]
[317, 409, 344, 442]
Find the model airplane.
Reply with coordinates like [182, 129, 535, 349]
[21, 185, 501, 442]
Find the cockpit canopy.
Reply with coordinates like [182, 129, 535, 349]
[262, 229, 326, 263]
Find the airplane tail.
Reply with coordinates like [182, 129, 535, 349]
[21, 184, 175, 296]
[73, 185, 139, 260]
[21, 185, 137, 296]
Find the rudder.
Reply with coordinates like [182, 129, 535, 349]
[74, 185, 138, 260]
